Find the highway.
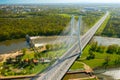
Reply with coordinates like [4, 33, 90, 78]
[32, 12, 109, 80]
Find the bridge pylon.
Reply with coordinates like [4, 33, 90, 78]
[70, 15, 82, 58]
[77, 16, 82, 58]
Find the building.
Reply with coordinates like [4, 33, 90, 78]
[34, 43, 46, 52]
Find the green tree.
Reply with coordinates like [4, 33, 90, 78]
[116, 47, 120, 55]
[114, 56, 120, 65]
[107, 44, 118, 54]
[86, 50, 95, 60]
[102, 55, 110, 68]
[96, 45, 106, 53]
[0, 10, 104, 41]
[90, 41, 98, 51]
[46, 44, 53, 51]
[22, 48, 27, 55]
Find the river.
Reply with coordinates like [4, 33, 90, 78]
[102, 68, 120, 80]
[0, 38, 27, 54]
[0, 36, 57, 54]
[93, 36, 120, 46]
[1, 36, 120, 54]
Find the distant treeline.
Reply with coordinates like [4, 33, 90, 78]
[0, 14, 70, 41]
[0, 9, 104, 41]
[82, 11, 104, 27]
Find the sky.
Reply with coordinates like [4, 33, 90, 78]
[0, 0, 120, 4]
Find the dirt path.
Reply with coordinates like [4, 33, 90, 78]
[81, 62, 93, 73]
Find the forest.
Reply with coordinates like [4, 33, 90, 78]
[0, 8, 104, 41]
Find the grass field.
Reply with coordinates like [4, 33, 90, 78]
[59, 14, 71, 18]
[70, 61, 84, 70]
[71, 44, 120, 69]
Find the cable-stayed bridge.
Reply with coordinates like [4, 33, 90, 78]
[32, 12, 109, 80]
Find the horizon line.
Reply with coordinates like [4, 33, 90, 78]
[0, 2, 120, 5]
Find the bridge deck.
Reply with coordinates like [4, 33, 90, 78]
[33, 12, 109, 80]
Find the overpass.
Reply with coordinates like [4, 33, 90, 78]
[32, 12, 109, 80]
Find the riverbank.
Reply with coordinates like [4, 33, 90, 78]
[0, 36, 69, 54]
[1, 36, 120, 54]
[0, 74, 35, 80]
[0, 50, 23, 63]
